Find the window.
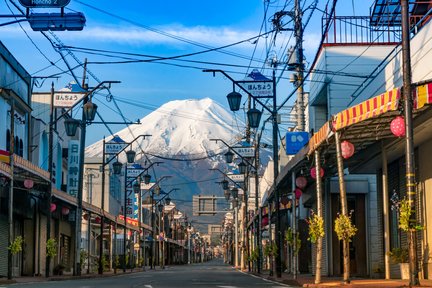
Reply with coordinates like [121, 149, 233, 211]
[6, 130, 10, 151]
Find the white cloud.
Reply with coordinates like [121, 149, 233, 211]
[1, 23, 259, 48]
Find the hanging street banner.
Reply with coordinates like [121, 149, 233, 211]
[232, 146, 255, 158]
[237, 69, 273, 98]
[67, 140, 80, 197]
[19, 0, 71, 8]
[53, 92, 86, 108]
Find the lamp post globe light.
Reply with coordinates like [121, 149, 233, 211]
[224, 151, 234, 164]
[143, 174, 151, 184]
[238, 162, 247, 174]
[247, 108, 262, 129]
[133, 181, 141, 194]
[126, 149, 136, 164]
[227, 91, 242, 111]
[83, 101, 98, 121]
[112, 161, 123, 175]
[222, 179, 229, 190]
[231, 188, 239, 199]
[64, 118, 80, 137]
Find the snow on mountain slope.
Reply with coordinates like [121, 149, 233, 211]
[86, 98, 243, 160]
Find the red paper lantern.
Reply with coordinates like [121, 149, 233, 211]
[390, 116, 405, 137]
[281, 196, 289, 205]
[261, 216, 269, 227]
[295, 176, 307, 189]
[310, 167, 325, 179]
[61, 207, 70, 215]
[83, 213, 89, 221]
[50, 203, 57, 212]
[95, 217, 101, 224]
[341, 140, 355, 159]
[294, 188, 302, 199]
[24, 179, 34, 189]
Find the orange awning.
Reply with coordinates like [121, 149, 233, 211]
[308, 122, 331, 154]
[414, 82, 432, 109]
[333, 88, 401, 131]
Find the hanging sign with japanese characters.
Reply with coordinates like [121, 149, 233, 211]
[237, 69, 273, 98]
[232, 146, 255, 158]
[67, 140, 80, 197]
[53, 92, 86, 108]
[125, 187, 138, 220]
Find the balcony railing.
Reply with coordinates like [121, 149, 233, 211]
[323, 16, 401, 45]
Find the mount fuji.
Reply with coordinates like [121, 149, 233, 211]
[85, 98, 253, 229]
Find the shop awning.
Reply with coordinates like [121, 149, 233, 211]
[333, 88, 400, 131]
[0, 161, 11, 178]
[13, 154, 50, 182]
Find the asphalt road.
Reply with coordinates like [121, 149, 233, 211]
[4, 259, 297, 288]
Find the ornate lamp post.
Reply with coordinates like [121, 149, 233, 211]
[205, 69, 279, 276]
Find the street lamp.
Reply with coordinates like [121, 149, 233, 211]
[238, 162, 247, 174]
[63, 101, 98, 136]
[64, 118, 80, 137]
[247, 107, 262, 129]
[143, 174, 151, 184]
[231, 188, 239, 199]
[227, 91, 242, 111]
[224, 151, 234, 163]
[222, 179, 229, 190]
[205, 68, 279, 276]
[83, 101, 98, 121]
[112, 161, 123, 175]
[126, 149, 136, 164]
[133, 181, 141, 194]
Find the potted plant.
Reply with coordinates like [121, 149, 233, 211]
[263, 242, 277, 276]
[8, 236, 23, 255]
[388, 247, 409, 279]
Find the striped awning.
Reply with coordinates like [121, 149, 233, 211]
[308, 122, 332, 154]
[333, 88, 401, 131]
[0, 161, 11, 178]
[414, 82, 432, 109]
[13, 154, 50, 182]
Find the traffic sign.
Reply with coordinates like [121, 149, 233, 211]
[28, 13, 86, 32]
[19, 0, 71, 8]
[286, 131, 309, 155]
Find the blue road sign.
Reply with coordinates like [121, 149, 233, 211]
[19, 0, 71, 8]
[286, 131, 309, 155]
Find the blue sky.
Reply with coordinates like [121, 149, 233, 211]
[1, 0, 373, 145]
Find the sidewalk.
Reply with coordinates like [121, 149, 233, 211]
[0, 267, 153, 285]
[251, 271, 432, 287]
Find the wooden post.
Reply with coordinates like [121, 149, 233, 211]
[334, 131, 350, 284]
[382, 142, 391, 279]
[314, 149, 323, 284]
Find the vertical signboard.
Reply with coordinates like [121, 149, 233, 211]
[67, 140, 80, 197]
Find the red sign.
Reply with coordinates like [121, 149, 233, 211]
[118, 215, 139, 226]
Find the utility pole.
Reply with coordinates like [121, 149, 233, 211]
[46, 83, 54, 277]
[400, 0, 419, 285]
[294, 0, 305, 131]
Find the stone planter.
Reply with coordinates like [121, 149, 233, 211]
[399, 263, 410, 280]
